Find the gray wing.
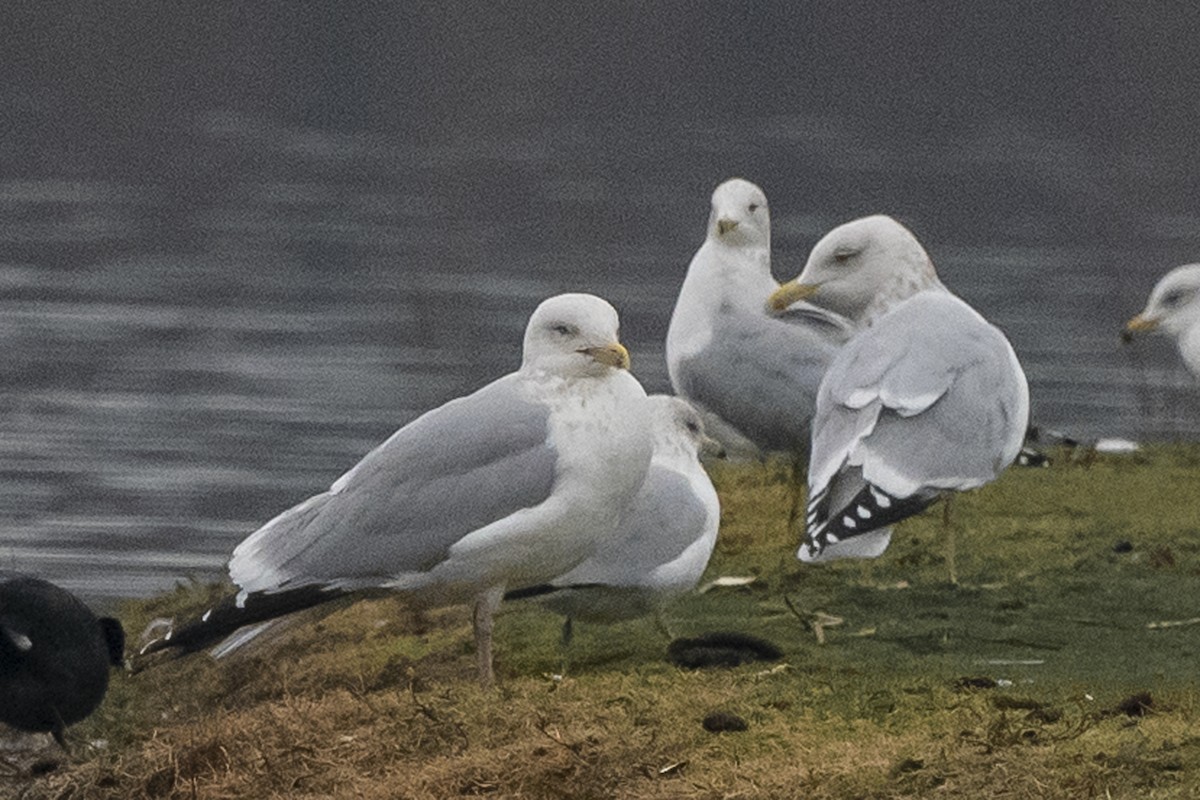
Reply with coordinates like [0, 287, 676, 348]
[553, 467, 711, 587]
[674, 305, 852, 454]
[229, 373, 559, 593]
[810, 291, 1029, 500]
[801, 292, 1027, 560]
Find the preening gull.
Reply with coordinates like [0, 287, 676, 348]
[141, 293, 654, 687]
[767, 216, 1029, 573]
[1123, 263, 1200, 376]
[505, 395, 722, 642]
[0, 572, 125, 745]
[666, 178, 854, 459]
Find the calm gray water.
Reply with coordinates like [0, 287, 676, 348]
[2, 4, 1199, 605]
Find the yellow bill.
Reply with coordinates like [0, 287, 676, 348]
[1124, 314, 1159, 334]
[582, 342, 631, 370]
[767, 282, 820, 312]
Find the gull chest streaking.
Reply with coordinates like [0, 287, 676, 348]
[768, 216, 1029, 569]
[666, 178, 853, 459]
[506, 395, 722, 642]
[0, 572, 125, 745]
[141, 293, 653, 687]
[1124, 263, 1200, 376]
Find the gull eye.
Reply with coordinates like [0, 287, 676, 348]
[832, 248, 858, 264]
[550, 323, 576, 336]
[748, 203, 759, 213]
[1162, 289, 1187, 308]
[684, 420, 700, 434]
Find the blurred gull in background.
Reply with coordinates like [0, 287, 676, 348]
[666, 178, 853, 462]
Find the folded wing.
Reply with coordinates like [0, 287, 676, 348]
[230, 374, 559, 594]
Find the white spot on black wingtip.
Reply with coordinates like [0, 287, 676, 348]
[870, 488, 891, 509]
[825, 533, 839, 544]
[841, 515, 856, 529]
[856, 505, 871, 519]
[201, 609, 212, 622]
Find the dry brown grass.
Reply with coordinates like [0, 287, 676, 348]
[11, 452, 1200, 799]
[31, 666, 1200, 799]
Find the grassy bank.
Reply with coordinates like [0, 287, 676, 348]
[12, 445, 1200, 799]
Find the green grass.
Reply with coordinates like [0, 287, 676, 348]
[10, 445, 1200, 798]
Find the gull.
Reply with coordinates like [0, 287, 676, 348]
[666, 178, 854, 461]
[768, 215, 1029, 580]
[0, 572, 125, 745]
[1123, 263, 1200, 376]
[506, 395, 722, 643]
[141, 293, 653, 687]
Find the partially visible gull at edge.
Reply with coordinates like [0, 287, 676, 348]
[666, 178, 854, 461]
[768, 215, 1029, 568]
[141, 293, 654, 688]
[506, 395, 723, 642]
[1123, 263, 1200, 377]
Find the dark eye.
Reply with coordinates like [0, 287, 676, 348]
[748, 203, 759, 213]
[550, 323, 576, 336]
[1162, 290, 1187, 307]
[833, 248, 857, 263]
[685, 420, 700, 434]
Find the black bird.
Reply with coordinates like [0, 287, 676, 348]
[0, 572, 125, 745]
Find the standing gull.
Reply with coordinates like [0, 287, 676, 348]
[141, 293, 653, 687]
[768, 216, 1029, 574]
[1123, 263, 1200, 376]
[666, 178, 854, 460]
[506, 395, 722, 643]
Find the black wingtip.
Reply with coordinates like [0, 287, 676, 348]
[503, 584, 558, 601]
[503, 582, 607, 602]
[806, 483, 934, 557]
[137, 584, 350, 661]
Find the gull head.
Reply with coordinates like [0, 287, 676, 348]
[523, 293, 631, 377]
[648, 395, 725, 461]
[707, 178, 770, 249]
[1124, 264, 1200, 342]
[767, 215, 937, 323]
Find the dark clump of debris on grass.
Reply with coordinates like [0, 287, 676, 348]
[7, 445, 1200, 799]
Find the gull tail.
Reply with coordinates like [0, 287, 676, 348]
[136, 584, 350, 663]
